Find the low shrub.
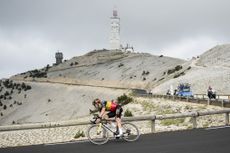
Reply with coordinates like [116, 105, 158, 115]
[74, 130, 85, 139]
[124, 109, 133, 117]
[117, 94, 133, 106]
[161, 118, 185, 126]
[3, 105, 7, 110]
[118, 63, 124, 67]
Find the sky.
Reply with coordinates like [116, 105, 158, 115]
[0, 0, 230, 79]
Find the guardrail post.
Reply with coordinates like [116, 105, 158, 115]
[192, 112, 198, 129]
[222, 99, 225, 108]
[207, 98, 210, 105]
[186, 96, 189, 102]
[225, 113, 229, 125]
[151, 116, 156, 133]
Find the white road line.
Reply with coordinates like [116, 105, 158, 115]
[206, 126, 230, 130]
[44, 140, 89, 146]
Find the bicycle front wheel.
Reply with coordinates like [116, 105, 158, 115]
[122, 122, 140, 142]
[87, 124, 109, 145]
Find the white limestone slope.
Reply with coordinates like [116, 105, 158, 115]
[0, 81, 127, 125]
[152, 44, 230, 95]
[46, 50, 186, 89]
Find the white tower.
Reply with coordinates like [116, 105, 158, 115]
[110, 8, 120, 50]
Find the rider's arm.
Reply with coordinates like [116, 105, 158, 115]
[99, 107, 106, 118]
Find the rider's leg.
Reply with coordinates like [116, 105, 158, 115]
[115, 106, 123, 136]
[115, 117, 123, 136]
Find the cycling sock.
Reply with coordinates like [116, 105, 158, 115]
[119, 128, 123, 135]
[111, 122, 116, 128]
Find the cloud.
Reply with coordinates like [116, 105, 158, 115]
[0, 0, 230, 78]
[160, 36, 226, 59]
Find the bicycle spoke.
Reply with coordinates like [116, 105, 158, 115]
[122, 123, 140, 142]
[87, 124, 109, 145]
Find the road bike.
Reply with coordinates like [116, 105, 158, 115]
[87, 116, 140, 145]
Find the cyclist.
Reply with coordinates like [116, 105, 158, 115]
[92, 98, 123, 137]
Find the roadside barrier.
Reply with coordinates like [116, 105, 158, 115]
[0, 109, 229, 133]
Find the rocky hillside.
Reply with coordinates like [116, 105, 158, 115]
[11, 50, 186, 90]
[196, 44, 230, 67]
[0, 80, 127, 125]
[2, 44, 230, 126]
[152, 44, 230, 95]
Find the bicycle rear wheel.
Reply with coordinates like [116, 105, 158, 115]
[87, 124, 109, 145]
[122, 122, 140, 142]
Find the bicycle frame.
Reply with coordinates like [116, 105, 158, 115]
[96, 122, 117, 136]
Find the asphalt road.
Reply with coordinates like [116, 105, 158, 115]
[1, 126, 230, 153]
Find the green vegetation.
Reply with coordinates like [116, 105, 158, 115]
[137, 100, 158, 112]
[158, 109, 176, 115]
[3, 105, 7, 110]
[142, 71, 150, 76]
[28, 69, 47, 78]
[187, 66, 191, 70]
[158, 78, 165, 81]
[74, 130, 85, 139]
[118, 63, 124, 67]
[167, 65, 183, 75]
[124, 109, 133, 117]
[117, 94, 133, 106]
[161, 118, 185, 126]
[173, 72, 185, 78]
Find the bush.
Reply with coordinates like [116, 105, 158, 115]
[187, 66, 191, 70]
[21, 82, 26, 89]
[117, 94, 133, 105]
[142, 71, 150, 76]
[158, 78, 165, 81]
[161, 118, 185, 126]
[0, 101, 2, 106]
[175, 65, 183, 71]
[74, 130, 85, 139]
[173, 72, 185, 78]
[124, 109, 133, 117]
[3, 105, 7, 110]
[143, 77, 146, 81]
[0, 112, 3, 116]
[167, 65, 183, 75]
[26, 85, 32, 90]
[118, 63, 124, 67]
[4, 91, 10, 96]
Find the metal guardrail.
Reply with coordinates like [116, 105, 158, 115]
[0, 109, 229, 133]
[194, 94, 230, 100]
[137, 94, 230, 108]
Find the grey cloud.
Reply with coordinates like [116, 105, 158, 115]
[0, 0, 230, 78]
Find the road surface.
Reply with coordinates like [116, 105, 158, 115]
[1, 126, 230, 153]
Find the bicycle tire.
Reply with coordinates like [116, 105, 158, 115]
[87, 124, 109, 145]
[122, 122, 140, 142]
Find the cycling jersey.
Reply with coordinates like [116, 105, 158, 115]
[101, 100, 117, 112]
